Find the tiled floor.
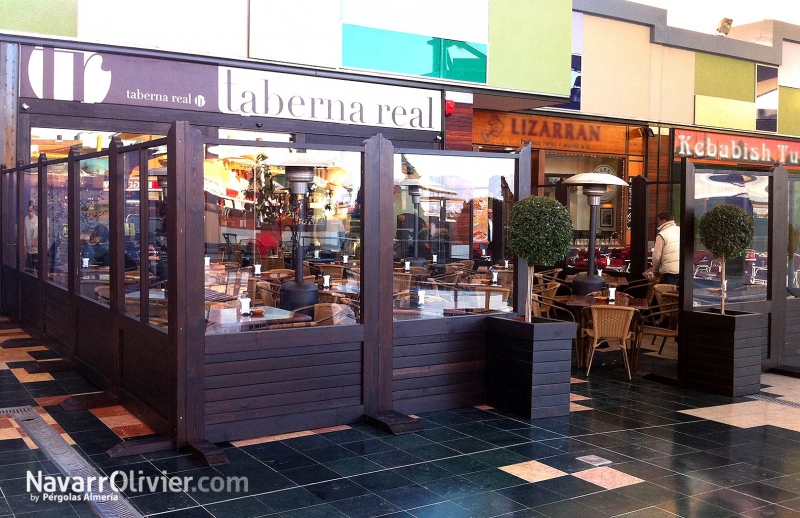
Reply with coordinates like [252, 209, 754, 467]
[4, 320, 800, 517]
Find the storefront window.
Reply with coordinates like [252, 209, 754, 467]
[3, 171, 18, 268]
[21, 169, 39, 277]
[789, 175, 800, 298]
[30, 128, 163, 162]
[45, 163, 69, 288]
[77, 158, 110, 303]
[122, 151, 142, 321]
[203, 144, 362, 334]
[693, 169, 770, 306]
[392, 153, 515, 320]
[544, 154, 625, 246]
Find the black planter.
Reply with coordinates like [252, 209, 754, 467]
[683, 309, 767, 397]
[486, 315, 576, 419]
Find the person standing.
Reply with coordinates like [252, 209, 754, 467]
[652, 211, 680, 286]
[23, 200, 39, 271]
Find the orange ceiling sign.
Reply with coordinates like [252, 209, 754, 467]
[675, 129, 800, 167]
[473, 111, 629, 155]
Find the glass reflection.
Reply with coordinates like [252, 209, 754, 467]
[2, 172, 17, 268]
[789, 176, 800, 298]
[203, 145, 362, 334]
[392, 153, 516, 320]
[693, 170, 769, 306]
[22, 170, 39, 277]
[45, 164, 69, 288]
[77, 158, 110, 304]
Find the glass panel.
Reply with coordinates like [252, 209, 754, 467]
[30, 128, 164, 163]
[203, 145, 362, 334]
[122, 151, 142, 321]
[22, 169, 39, 277]
[693, 169, 769, 307]
[45, 163, 69, 288]
[789, 176, 800, 298]
[3, 172, 18, 268]
[78, 157, 109, 304]
[147, 150, 169, 329]
[342, 25, 487, 83]
[392, 153, 516, 320]
[543, 154, 625, 246]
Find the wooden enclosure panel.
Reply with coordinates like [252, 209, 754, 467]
[1, 266, 18, 316]
[204, 326, 365, 443]
[392, 316, 488, 414]
[43, 284, 71, 350]
[19, 275, 39, 327]
[74, 299, 114, 390]
[119, 318, 172, 436]
[785, 298, 800, 368]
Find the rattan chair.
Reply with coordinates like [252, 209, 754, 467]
[584, 305, 636, 380]
[318, 263, 346, 280]
[461, 285, 511, 310]
[267, 321, 317, 329]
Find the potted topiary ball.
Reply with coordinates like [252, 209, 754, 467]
[507, 196, 574, 322]
[486, 196, 576, 419]
[698, 204, 754, 314]
[685, 203, 765, 397]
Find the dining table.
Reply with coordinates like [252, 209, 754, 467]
[205, 306, 311, 335]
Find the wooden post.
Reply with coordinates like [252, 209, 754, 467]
[629, 176, 649, 278]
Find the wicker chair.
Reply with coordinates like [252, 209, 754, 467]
[460, 285, 511, 310]
[393, 272, 412, 293]
[293, 302, 356, 326]
[583, 305, 636, 380]
[318, 263, 346, 280]
[267, 321, 317, 329]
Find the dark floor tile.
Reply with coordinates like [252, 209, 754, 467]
[574, 487, 649, 516]
[528, 497, 596, 518]
[650, 472, 722, 496]
[279, 503, 348, 518]
[204, 496, 274, 518]
[306, 478, 370, 503]
[364, 450, 423, 469]
[617, 507, 682, 518]
[766, 475, 800, 494]
[505, 442, 563, 460]
[440, 438, 495, 454]
[390, 463, 452, 484]
[613, 480, 683, 506]
[377, 484, 446, 510]
[509, 427, 564, 442]
[459, 469, 527, 491]
[151, 454, 209, 474]
[497, 482, 564, 507]
[379, 434, 434, 450]
[303, 445, 360, 464]
[453, 491, 526, 517]
[694, 487, 773, 513]
[140, 507, 214, 518]
[329, 493, 402, 518]
[419, 475, 484, 500]
[350, 470, 415, 492]
[280, 464, 341, 485]
[407, 501, 475, 518]
[533, 475, 604, 499]
[342, 439, 398, 456]
[324, 456, 384, 477]
[432, 455, 492, 476]
[415, 427, 468, 443]
[741, 503, 800, 517]
[129, 490, 198, 515]
[532, 453, 594, 474]
[401, 444, 459, 462]
[318, 429, 372, 444]
[611, 459, 678, 480]
[656, 496, 739, 517]
[257, 487, 324, 513]
[281, 435, 336, 452]
[690, 462, 784, 487]
[468, 448, 529, 467]
[731, 481, 800, 504]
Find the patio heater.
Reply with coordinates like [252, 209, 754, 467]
[399, 173, 427, 267]
[562, 172, 629, 295]
[280, 166, 319, 310]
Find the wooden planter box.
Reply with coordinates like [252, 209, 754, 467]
[486, 315, 576, 419]
[683, 309, 767, 397]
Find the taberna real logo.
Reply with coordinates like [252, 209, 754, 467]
[27, 47, 112, 104]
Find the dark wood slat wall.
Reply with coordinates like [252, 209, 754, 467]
[392, 316, 488, 414]
[19, 275, 38, 326]
[204, 326, 365, 443]
[1, 267, 18, 317]
[43, 284, 70, 348]
[785, 298, 800, 367]
[444, 102, 474, 151]
[74, 300, 113, 390]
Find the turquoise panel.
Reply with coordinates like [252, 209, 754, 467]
[342, 24, 487, 83]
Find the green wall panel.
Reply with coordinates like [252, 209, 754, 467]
[487, 0, 571, 95]
[0, 0, 77, 37]
[779, 86, 800, 136]
[695, 52, 755, 102]
[342, 24, 487, 83]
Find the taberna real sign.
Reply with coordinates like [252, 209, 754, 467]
[20, 46, 442, 132]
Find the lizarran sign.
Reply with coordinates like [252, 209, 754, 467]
[675, 129, 800, 167]
[20, 46, 442, 132]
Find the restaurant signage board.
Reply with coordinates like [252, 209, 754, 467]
[675, 129, 800, 167]
[473, 110, 628, 155]
[20, 46, 442, 132]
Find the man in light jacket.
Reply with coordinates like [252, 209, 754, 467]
[652, 211, 680, 286]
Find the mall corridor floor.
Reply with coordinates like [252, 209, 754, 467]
[3, 321, 800, 517]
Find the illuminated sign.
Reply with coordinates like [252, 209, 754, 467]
[675, 129, 800, 167]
